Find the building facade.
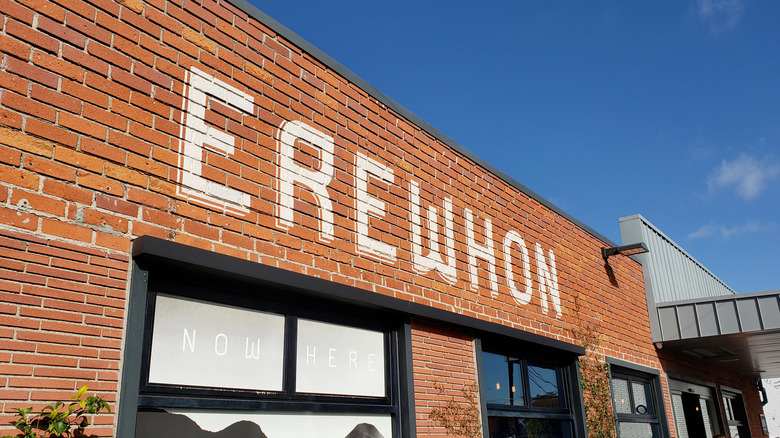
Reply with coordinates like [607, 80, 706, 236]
[0, 0, 770, 436]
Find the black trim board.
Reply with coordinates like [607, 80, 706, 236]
[132, 236, 584, 356]
[606, 357, 660, 376]
[217, 0, 617, 249]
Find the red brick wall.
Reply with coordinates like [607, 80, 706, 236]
[1, 0, 665, 435]
[411, 319, 478, 437]
[0, 228, 127, 435]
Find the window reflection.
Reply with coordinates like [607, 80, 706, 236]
[483, 351, 524, 406]
[528, 364, 559, 408]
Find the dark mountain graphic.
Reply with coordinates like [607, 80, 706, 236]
[136, 409, 385, 438]
[345, 423, 385, 438]
[135, 410, 268, 438]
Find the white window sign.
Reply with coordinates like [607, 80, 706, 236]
[296, 319, 385, 397]
[138, 409, 392, 438]
[148, 294, 285, 391]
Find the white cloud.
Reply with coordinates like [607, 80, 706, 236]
[688, 220, 777, 240]
[697, 0, 745, 33]
[706, 154, 780, 200]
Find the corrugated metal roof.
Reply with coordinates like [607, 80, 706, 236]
[619, 214, 736, 303]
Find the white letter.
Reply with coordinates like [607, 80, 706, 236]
[182, 329, 196, 352]
[349, 351, 358, 370]
[368, 353, 376, 372]
[245, 338, 261, 359]
[328, 348, 337, 368]
[214, 333, 228, 356]
[535, 243, 562, 318]
[465, 208, 498, 296]
[409, 180, 457, 283]
[503, 231, 533, 305]
[306, 345, 316, 366]
[177, 67, 253, 215]
[276, 120, 335, 242]
[355, 153, 396, 261]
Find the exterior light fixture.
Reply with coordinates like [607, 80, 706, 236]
[601, 242, 649, 260]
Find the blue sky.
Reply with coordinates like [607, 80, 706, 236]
[251, 1, 780, 294]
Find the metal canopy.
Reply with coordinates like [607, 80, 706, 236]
[654, 290, 780, 378]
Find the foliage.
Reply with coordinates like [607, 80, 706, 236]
[571, 295, 616, 438]
[429, 381, 482, 438]
[2, 386, 110, 438]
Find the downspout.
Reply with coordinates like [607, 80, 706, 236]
[758, 378, 769, 406]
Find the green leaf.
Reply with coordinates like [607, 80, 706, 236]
[76, 385, 88, 400]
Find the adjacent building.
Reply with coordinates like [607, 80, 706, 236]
[0, 0, 776, 436]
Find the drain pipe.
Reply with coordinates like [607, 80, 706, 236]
[757, 378, 768, 406]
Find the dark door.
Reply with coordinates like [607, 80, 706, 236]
[681, 393, 706, 438]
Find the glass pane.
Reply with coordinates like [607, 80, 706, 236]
[699, 398, 714, 438]
[722, 397, 734, 421]
[671, 394, 689, 438]
[489, 416, 572, 438]
[149, 294, 285, 391]
[618, 421, 656, 438]
[528, 364, 560, 408]
[296, 319, 385, 397]
[612, 378, 632, 414]
[482, 351, 524, 406]
[632, 381, 653, 415]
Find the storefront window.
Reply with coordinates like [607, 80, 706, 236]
[481, 349, 576, 438]
[128, 282, 401, 438]
[611, 369, 662, 438]
[722, 391, 749, 438]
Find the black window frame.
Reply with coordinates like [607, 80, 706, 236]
[138, 275, 400, 411]
[478, 338, 584, 438]
[721, 387, 749, 438]
[610, 364, 666, 438]
[118, 250, 412, 438]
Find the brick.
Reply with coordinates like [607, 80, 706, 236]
[125, 187, 167, 211]
[24, 118, 79, 148]
[62, 45, 109, 76]
[182, 27, 216, 54]
[116, 0, 142, 14]
[5, 18, 60, 53]
[10, 190, 67, 216]
[110, 66, 152, 94]
[95, 193, 138, 216]
[36, 14, 86, 48]
[30, 83, 82, 113]
[61, 78, 109, 109]
[57, 111, 108, 140]
[96, 10, 139, 42]
[0, 33, 33, 60]
[0, 126, 55, 157]
[53, 147, 104, 174]
[0, 0, 35, 23]
[0, 165, 41, 191]
[82, 104, 128, 131]
[94, 232, 131, 252]
[23, 155, 77, 182]
[86, 39, 132, 71]
[104, 162, 147, 186]
[40, 217, 92, 242]
[65, 11, 112, 45]
[0, 108, 23, 131]
[2, 90, 57, 122]
[78, 172, 124, 196]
